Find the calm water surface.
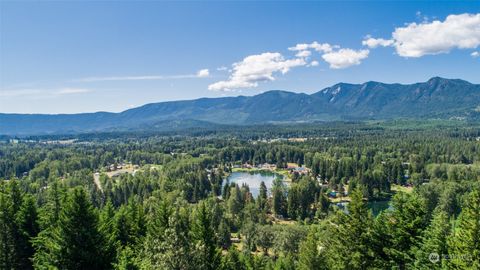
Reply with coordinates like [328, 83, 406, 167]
[335, 200, 391, 216]
[225, 171, 285, 197]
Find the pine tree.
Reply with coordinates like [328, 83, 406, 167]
[100, 200, 119, 264]
[222, 247, 245, 270]
[383, 192, 428, 269]
[273, 254, 296, 270]
[14, 194, 40, 269]
[43, 180, 63, 227]
[414, 209, 452, 269]
[447, 189, 480, 269]
[257, 181, 268, 211]
[298, 227, 326, 270]
[272, 178, 287, 218]
[241, 221, 257, 253]
[324, 188, 375, 269]
[0, 180, 39, 269]
[143, 205, 192, 270]
[227, 185, 244, 217]
[217, 219, 232, 250]
[0, 192, 15, 270]
[32, 180, 65, 268]
[192, 201, 222, 270]
[114, 246, 140, 270]
[37, 188, 113, 269]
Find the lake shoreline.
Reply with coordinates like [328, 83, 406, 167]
[224, 170, 288, 198]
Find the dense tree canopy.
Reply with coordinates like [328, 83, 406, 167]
[1, 122, 479, 269]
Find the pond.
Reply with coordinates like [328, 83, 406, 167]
[224, 171, 285, 198]
[334, 200, 391, 216]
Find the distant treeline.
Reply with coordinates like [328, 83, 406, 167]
[1, 122, 480, 269]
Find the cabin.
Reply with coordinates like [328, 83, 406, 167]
[287, 163, 311, 175]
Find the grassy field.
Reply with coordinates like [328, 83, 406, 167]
[391, 184, 413, 193]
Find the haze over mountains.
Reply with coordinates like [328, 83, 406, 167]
[1, 77, 479, 135]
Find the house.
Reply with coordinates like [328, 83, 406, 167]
[287, 163, 311, 175]
[260, 163, 276, 170]
[242, 163, 253, 169]
[286, 163, 298, 170]
[293, 166, 310, 175]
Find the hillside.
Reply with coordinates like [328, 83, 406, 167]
[1, 77, 479, 135]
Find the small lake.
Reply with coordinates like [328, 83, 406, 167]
[225, 171, 285, 198]
[335, 200, 391, 216]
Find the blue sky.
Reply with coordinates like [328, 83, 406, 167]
[1, 1, 479, 114]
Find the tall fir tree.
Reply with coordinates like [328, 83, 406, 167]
[271, 178, 287, 218]
[447, 189, 480, 269]
[14, 194, 40, 270]
[324, 188, 375, 270]
[222, 247, 245, 270]
[298, 226, 326, 270]
[414, 209, 452, 269]
[143, 205, 192, 270]
[192, 201, 222, 270]
[35, 188, 113, 270]
[381, 192, 428, 269]
[0, 191, 15, 270]
[217, 219, 232, 250]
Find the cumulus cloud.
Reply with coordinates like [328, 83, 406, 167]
[362, 36, 394, 48]
[289, 42, 335, 53]
[290, 41, 368, 69]
[321, 49, 370, 69]
[208, 52, 306, 91]
[295, 50, 312, 58]
[208, 13, 480, 91]
[391, 13, 480, 57]
[196, 69, 210, 78]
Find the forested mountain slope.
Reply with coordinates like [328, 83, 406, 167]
[1, 77, 479, 135]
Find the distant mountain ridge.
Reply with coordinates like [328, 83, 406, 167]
[2, 77, 480, 135]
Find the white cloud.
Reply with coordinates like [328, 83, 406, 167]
[288, 43, 310, 51]
[56, 88, 92, 95]
[471, 51, 479, 58]
[196, 69, 210, 78]
[217, 66, 228, 71]
[362, 36, 394, 48]
[311, 42, 337, 53]
[289, 42, 334, 53]
[76, 70, 211, 82]
[76, 75, 186, 82]
[0, 88, 92, 98]
[391, 13, 480, 57]
[321, 49, 370, 69]
[290, 41, 368, 69]
[295, 50, 312, 58]
[208, 52, 306, 91]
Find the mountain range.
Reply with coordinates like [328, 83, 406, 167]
[1, 77, 479, 135]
